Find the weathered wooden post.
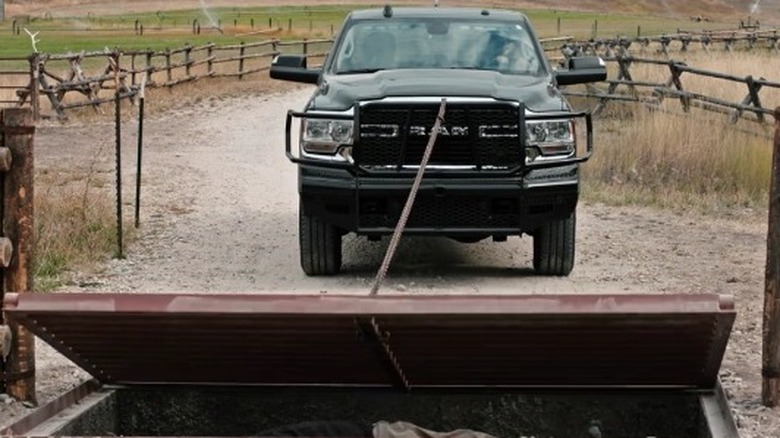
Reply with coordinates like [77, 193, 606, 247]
[0, 108, 36, 404]
[207, 43, 214, 77]
[763, 107, 780, 407]
[238, 42, 245, 80]
[185, 44, 192, 78]
[165, 48, 172, 84]
[28, 54, 40, 121]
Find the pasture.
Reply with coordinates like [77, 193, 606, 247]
[0, 4, 740, 57]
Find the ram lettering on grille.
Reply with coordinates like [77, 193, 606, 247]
[358, 104, 522, 167]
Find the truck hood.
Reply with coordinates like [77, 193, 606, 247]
[309, 69, 568, 112]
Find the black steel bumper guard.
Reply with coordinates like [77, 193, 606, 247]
[284, 103, 594, 174]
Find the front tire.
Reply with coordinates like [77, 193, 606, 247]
[299, 203, 342, 276]
[533, 212, 575, 276]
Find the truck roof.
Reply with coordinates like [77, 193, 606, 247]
[347, 6, 530, 22]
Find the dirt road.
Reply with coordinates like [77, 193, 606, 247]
[0, 87, 776, 436]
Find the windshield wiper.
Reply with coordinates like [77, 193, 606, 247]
[338, 68, 385, 75]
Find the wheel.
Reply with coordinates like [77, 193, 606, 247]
[533, 212, 575, 276]
[299, 202, 342, 276]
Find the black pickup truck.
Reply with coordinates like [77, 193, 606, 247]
[270, 6, 606, 276]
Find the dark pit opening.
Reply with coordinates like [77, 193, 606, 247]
[50, 387, 711, 438]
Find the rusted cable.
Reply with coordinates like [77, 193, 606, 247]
[369, 98, 447, 296]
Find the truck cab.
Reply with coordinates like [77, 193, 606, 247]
[271, 6, 606, 276]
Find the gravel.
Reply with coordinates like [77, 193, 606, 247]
[0, 87, 777, 437]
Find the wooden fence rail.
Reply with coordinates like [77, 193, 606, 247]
[562, 55, 780, 126]
[558, 29, 780, 59]
[1, 38, 331, 120]
[1, 36, 779, 123]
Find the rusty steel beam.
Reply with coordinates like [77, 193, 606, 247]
[3, 293, 735, 390]
[0, 379, 101, 436]
[2, 292, 734, 315]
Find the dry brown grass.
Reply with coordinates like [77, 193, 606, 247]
[580, 50, 777, 213]
[34, 168, 132, 291]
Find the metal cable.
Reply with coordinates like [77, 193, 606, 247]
[369, 98, 447, 296]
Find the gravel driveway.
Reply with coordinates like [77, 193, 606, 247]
[0, 87, 777, 437]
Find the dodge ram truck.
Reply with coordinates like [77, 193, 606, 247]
[270, 6, 606, 276]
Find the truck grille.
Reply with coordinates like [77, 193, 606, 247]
[357, 102, 522, 168]
[359, 196, 521, 229]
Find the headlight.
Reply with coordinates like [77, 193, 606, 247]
[302, 119, 354, 154]
[525, 119, 575, 156]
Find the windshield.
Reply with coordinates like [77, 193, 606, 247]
[332, 18, 545, 76]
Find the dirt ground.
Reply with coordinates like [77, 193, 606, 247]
[0, 1, 776, 436]
[0, 85, 774, 436]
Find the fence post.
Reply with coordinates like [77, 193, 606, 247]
[130, 53, 137, 86]
[0, 108, 36, 404]
[557, 17, 561, 35]
[288, 18, 292, 32]
[27, 54, 40, 121]
[668, 61, 689, 112]
[207, 44, 214, 76]
[303, 38, 308, 56]
[238, 42, 245, 80]
[145, 49, 153, 86]
[185, 44, 192, 78]
[165, 48, 172, 84]
[764, 107, 780, 407]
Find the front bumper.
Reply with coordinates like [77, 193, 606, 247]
[299, 165, 579, 235]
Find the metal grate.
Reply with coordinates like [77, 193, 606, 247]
[3, 293, 735, 389]
[359, 196, 521, 229]
[357, 103, 522, 167]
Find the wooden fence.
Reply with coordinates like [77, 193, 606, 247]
[562, 55, 780, 126]
[1, 35, 779, 124]
[559, 29, 780, 59]
[1, 38, 331, 120]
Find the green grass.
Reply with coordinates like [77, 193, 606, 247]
[0, 4, 737, 57]
[524, 9, 728, 39]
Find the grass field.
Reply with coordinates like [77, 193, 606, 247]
[0, 4, 736, 57]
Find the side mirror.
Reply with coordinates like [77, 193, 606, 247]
[554, 56, 607, 86]
[270, 55, 320, 84]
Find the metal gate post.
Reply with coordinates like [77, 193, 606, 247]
[0, 108, 36, 404]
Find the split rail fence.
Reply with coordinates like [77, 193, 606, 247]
[559, 28, 780, 59]
[0, 38, 331, 120]
[1, 35, 779, 125]
[561, 55, 780, 126]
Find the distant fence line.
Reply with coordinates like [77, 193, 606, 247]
[557, 29, 780, 59]
[0, 37, 778, 124]
[0, 38, 331, 120]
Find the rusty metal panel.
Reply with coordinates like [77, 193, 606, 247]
[2, 293, 735, 389]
